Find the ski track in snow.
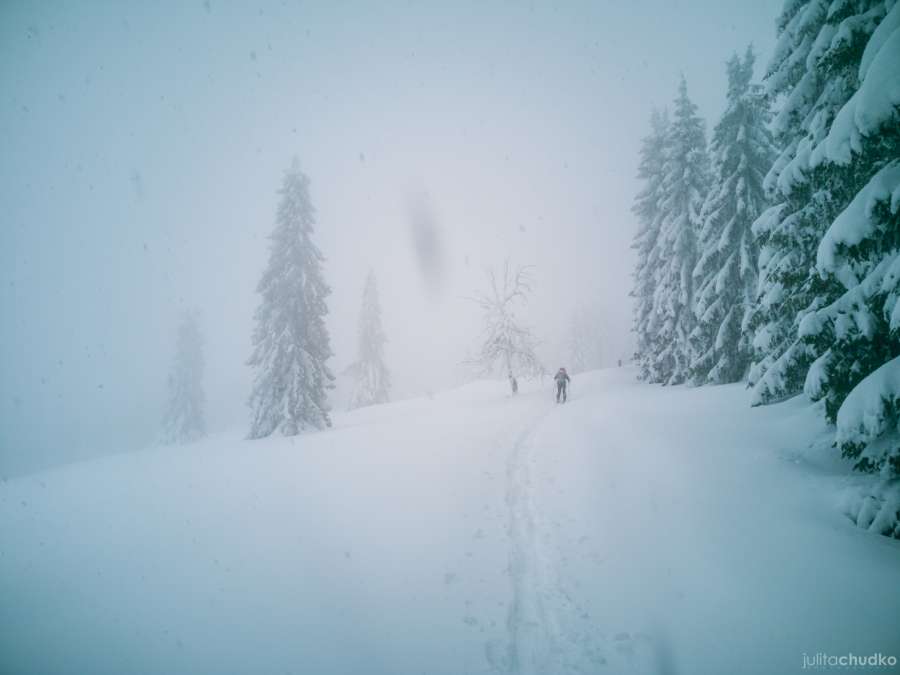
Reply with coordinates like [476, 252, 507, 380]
[493, 400, 658, 675]
[495, 406, 611, 674]
[503, 418, 555, 674]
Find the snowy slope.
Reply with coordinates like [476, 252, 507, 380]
[1, 370, 899, 674]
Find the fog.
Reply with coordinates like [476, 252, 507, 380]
[1, 0, 779, 476]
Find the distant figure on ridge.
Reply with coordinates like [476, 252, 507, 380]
[554, 367, 570, 403]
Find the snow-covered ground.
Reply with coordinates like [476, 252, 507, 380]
[2, 368, 899, 674]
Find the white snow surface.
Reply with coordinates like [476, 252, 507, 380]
[2, 369, 899, 675]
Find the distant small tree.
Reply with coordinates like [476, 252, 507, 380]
[568, 306, 605, 374]
[467, 261, 544, 392]
[346, 271, 391, 409]
[161, 310, 206, 444]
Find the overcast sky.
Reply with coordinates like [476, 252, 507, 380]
[0, 0, 782, 475]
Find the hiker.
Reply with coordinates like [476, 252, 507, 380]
[509, 372, 519, 395]
[554, 367, 570, 403]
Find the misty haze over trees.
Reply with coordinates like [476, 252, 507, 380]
[1, 1, 899, 674]
[567, 304, 606, 374]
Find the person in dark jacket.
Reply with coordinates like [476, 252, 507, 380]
[554, 367, 570, 403]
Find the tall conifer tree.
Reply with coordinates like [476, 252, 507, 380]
[631, 108, 671, 380]
[646, 78, 710, 384]
[690, 48, 775, 384]
[748, 0, 890, 404]
[247, 159, 335, 437]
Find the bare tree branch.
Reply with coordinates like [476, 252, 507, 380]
[464, 260, 544, 385]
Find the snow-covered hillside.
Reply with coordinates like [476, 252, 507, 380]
[2, 369, 899, 674]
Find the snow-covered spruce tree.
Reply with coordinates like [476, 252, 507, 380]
[688, 47, 775, 385]
[346, 270, 391, 409]
[467, 261, 544, 391]
[646, 77, 709, 385]
[568, 305, 605, 374]
[630, 108, 670, 381]
[808, 164, 900, 457]
[748, 0, 892, 405]
[807, 159, 900, 538]
[794, 1, 900, 524]
[247, 159, 335, 438]
[161, 309, 206, 444]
